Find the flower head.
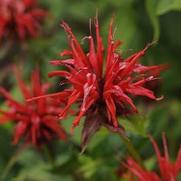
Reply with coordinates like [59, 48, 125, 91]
[0, 67, 67, 146]
[43, 17, 166, 148]
[126, 134, 181, 181]
[0, 0, 46, 40]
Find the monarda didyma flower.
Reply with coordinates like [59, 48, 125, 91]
[126, 134, 181, 181]
[0, 0, 46, 40]
[0, 68, 67, 146]
[33, 17, 166, 148]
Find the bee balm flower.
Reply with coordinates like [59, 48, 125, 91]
[0, 0, 46, 40]
[42, 17, 166, 147]
[126, 134, 181, 181]
[0, 68, 67, 146]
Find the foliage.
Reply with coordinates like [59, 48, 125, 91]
[0, 0, 181, 181]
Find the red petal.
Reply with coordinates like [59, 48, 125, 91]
[0, 87, 28, 112]
[95, 17, 104, 77]
[13, 121, 28, 144]
[61, 21, 90, 68]
[48, 70, 70, 78]
[126, 86, 156, 100]
[14, 66, 31, 99]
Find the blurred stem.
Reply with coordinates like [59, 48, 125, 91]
[1, 145, 27, 180]
[120, 135, 144, 168]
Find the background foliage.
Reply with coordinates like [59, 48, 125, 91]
[0, 0, 181, 180]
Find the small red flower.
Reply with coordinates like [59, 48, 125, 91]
[40, 17, 166, 147]
[0, 0, 46, 40]
[0, 68, 67, 146]
[126, 134, 181, 181]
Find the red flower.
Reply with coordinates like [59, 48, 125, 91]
[0, 0, 46, 40]
[38, 17, 166, 147]
[126, 134, 181, 181]
[0, 68, 67, 146]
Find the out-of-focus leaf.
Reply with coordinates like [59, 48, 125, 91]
[172, 0, 181, 10]
[78, 155, 101, 179]
[119, 115, 149, 137]
[116, 8, 138, 50]
[64, 1, 95, 21]
[13, 166, 63, 181]
[144, 157, 156, 171]
[13, 149, 65, 181]
[146, 0, 160, 40]
[156, 0, 181, 15]
[55, 154, 71, 167]
[87, 127, 108, 151]
[16, 149, 44, 168]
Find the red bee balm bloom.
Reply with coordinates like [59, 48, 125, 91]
[0, 68, 67, 146]
[46, 18, 166, 147]
[0, 0, 46, 40]
[126, 135, 181, 181]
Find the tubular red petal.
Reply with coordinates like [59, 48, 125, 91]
[95, 17, 104, 77]
[162, 133, 169, 161]
[88, 36, 100, 77]
[119, 44, 151, 79]
[126, 158, 161, 181]
[61, 21, 90, 68]
[60, 49, 73, 56]
[105, 95, 118, 127]
[0, 87, 28, 112]
[125, 86, 156, 100]
[13, 122, 28, 144]
[176, 146, 181, 173]
[14, 66, 31, 99]
[48, 70, 70, 78]
[59, 90, 80, 119]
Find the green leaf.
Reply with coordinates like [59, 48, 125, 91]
[78, 155, 101, 179]
[172, 0, 181, 10]
[119, 115, 149, 137]
[13, 166, 64, 181]
[146, 0, 160, 40]
[156, 0, 181, 15]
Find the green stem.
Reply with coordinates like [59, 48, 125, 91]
[120, 135, 144, 168]
[1, 145, 27, 180]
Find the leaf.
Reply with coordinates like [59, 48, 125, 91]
[86, 127, 109, 150]
[156, 0, 181, 15]
[78, 155, 101, 179]
[146, 0, 160, 40]
[13, 166, 63, 181]
[13, 149, 64, 181]
[119, 115, 149, 137]
[55, 154, 71, 167]
[172, 0, 181, 10]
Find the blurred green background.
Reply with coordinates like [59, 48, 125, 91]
[0, 0, 181, 180]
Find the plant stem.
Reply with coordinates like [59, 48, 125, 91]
[120, 135, 144, 168]
[1, 145, 27, 180]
